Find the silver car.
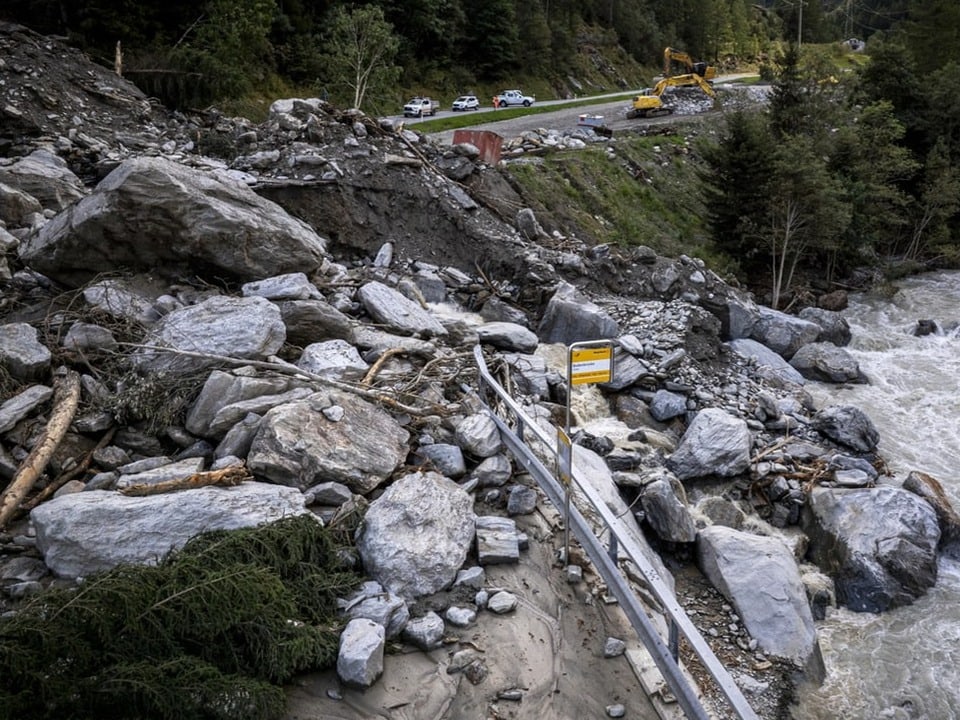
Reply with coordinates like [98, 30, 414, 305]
[451, 94, 480, 111]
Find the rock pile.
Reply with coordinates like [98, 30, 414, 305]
[1, 21, 959, 720]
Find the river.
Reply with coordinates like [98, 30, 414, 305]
[791, 270, 960, 720]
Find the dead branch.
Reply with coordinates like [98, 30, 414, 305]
[19, 427, 117, 514]
[119, 344, 456, 417]
[119, 465, 251, 497]
[0, 367, 81, 529]
[361, 347, 407, 387]
[749, 436, 793, 464]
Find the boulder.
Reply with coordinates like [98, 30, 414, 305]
[536, 282, 618, 344]
[812, 405, 879, 453]
[337, 618, 385, 689]
[19, 156, 328, 287]
[30, 483, 310, 578]
[666, 408, 752, 480]
[749, 306, 821, 360]
[356, 471, 476, 599]
[802, 486, 940, 612]
[247, 390, 409, 494]
[357, 280, 447, 338]
[789, 343, 866, 383]
[697, 525, 821, 671]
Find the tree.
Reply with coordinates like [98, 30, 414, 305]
[319, 5, 401, 112]
[460, 0, 519, 80]
[765, 135, 850, 306]
[907, 137, 960, 261]
[829, 100, 918, 265]
[698, 110, 776, 277]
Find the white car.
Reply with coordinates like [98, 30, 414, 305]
[451, 94, 480, 111]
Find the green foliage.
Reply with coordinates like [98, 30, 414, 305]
[0, 515, 362, 720]
[318, 5, 402, 111]
[697, 110, 775, 276]
[505, 133, 713, 258]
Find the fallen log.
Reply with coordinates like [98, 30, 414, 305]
[0, 367, 81, 529]
[118, 465, 252, 497]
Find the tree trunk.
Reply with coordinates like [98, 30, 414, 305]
[0, 367, 82, 529]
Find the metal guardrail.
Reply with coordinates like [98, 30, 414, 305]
[472, 345, 759, 720]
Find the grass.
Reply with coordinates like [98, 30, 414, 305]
[503, 130, 717, 261]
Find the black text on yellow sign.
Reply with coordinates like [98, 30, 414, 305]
[570, 346, 612, 385]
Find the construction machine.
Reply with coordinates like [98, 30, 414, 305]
[626, 73, 716, 119]
[663, 47, 716, 81]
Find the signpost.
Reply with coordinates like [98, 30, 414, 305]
[561, 340, 614, 564]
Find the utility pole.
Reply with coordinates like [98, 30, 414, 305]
[798, 0, 803, 46]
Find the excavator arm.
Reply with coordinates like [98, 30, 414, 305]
[663, 47, 716, 81]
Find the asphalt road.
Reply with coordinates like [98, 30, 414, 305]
[401, 74, 758, 145]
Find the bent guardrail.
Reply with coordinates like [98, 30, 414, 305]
[472, 345, 759, 720]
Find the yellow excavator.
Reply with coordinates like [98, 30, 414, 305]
[626, 73, 717, 119]
[663, 47, 716, 81]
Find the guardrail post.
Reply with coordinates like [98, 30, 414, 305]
[669, 619, 680, 661]
[607, 529, 618, 564]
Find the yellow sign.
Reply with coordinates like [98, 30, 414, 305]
[570, 345, 613, 385]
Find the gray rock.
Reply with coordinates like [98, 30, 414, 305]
[536, 281, 618, 344]
[214, 412, 262, 460]
[241, 272, 321, 301]
[697, 525, 821, 670]
[641, 475, 697, 543]
[31, 483, 310, 578]
[0, 148, 85, 212]
[247, 390, 409, 493]
[0, 323, 51, 382]
[667, 408, 752, 480]
[413, 443, 467, 478]
[487, 590, 518, 614]
[726, 337, 806, 386]
[803, 486, 940, 612]
[648, 389, 687, 421]
[454, 566, 485, 589]
[62, 322, 119, 354]
[789, 343, 865, 383]
[749, 306, 822, 360]
[356, 471, 476, 599]
[812, 405, 879, 453]
[506, 485, 537, 515]
[0, 384, 52, 434]
[19, 156, 328, 287]
[603, 637, 627, 658]
[476, 321, 539, 353]
[475, 515, 519, 565]
[455, 412, 502, 458]
[337, 618, 385, 689]
[276, 298, 355, 346]
[343, 581, 410, 639]
[115, 457, 205, 490]
[133, 296, 286, 375]
[445, 606, 477, 627]
[0, 180, 42, 226]
[798, 307, 852, 347]
[82, 280, 160, 325]
[402, 611, 445, 650]
[296, 339, 369, 380]
[357, 280, 447, 338]
[471, 454, 512, 487]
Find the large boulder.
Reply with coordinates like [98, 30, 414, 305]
[697, 526, 822, 672]
[536, 281, 618, 345]
[132, 295, 286, 375]
[355, 471, 476, 600]
[247, 390, 409, 494]
[802, 486, 940, 612]
[19, 156, 328, 287]
[666, 408, 752, 480]
[789, 343, 866, 384]
[749, 306, 821, 360]
[30, 483, 310, 578]
[812, 405, 879, 453]
[0, 148, 85, 212]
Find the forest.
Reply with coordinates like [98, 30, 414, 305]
[0, 0, 928, 112]
[1, 0, 957, 302]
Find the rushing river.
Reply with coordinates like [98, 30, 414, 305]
[791, 270, 960, 720]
